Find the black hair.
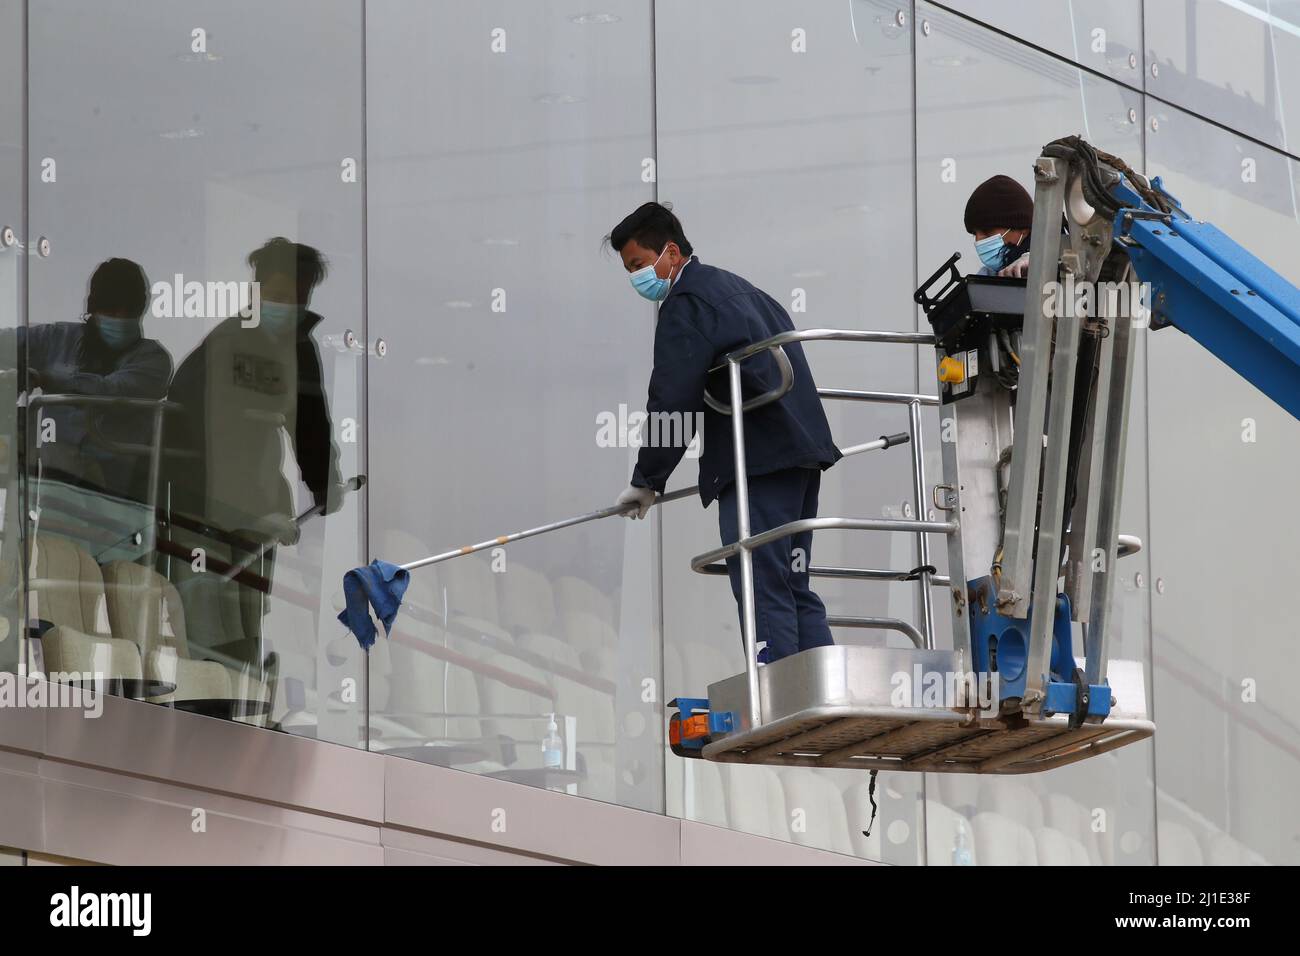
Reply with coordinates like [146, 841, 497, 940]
[247, 237, 328, 297]
[86, 257, 150, 318]
[605, 201, 693, 257]
[79, 258, 150, 366]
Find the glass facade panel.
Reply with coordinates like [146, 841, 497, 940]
[1145, 98, 1299, 864]
[365, 0, 661, 809]
[656, 0, 923, 861]
[1146, 0, 1300, 153]
[24, 0, 366, 742]
[0, 0, 23, 675]
[942, 0, 1144, 84]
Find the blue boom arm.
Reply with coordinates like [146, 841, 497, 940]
[1107, 174, 1300, 421]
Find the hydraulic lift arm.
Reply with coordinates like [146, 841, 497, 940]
[1056, 135, 1300, 421]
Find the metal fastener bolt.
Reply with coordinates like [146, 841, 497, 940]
[1151, 62, 1159, 78]
[37, 236, 50, 257]
[1150, 117, 1159, 132]
[895, 9, 906, 27]
[1135, 572, 1145, 588]
[921, 20, 931, 36]
[1128, 53, 1137, 69]
[903, 502, 914, 518]
[1156, 577, 1165, 594]
[1, 225, 14, 247]
[1128, 108, 1137, 123]
[375, 338, 387, 357]
[343, 329, 358, 349]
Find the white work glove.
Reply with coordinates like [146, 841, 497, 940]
[997, 253, 1030, 278]
[616, 484, 656, 520]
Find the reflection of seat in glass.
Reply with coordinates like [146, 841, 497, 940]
[478, 652, 556, 766]
[563, 610, 618, 660]
[555, 574, 614, 624]
[777, 768, 854, 855]
[439, 555, 511, 644]
[497, 563, 560, 639]
[1156, 820, 1204, 865]
[156, 523, 274, 672]
[1034, 827, 1091, 865]
[383, 628, 494, 763]
[30, 534, 140, 682]
[972, 811, 1038, 865]
[1042, 792, 1104, 865]
[977, 778, 1045, 832]
[1203, 831, 1268, 866]
[1155, 789, 1269, 865]
[554, 575, 620, 657]
[683, 759, 728, 828]
[723, 764, 787, 840]
[100, 560, 268, 723]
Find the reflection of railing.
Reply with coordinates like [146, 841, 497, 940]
[27, 393, 173, 518]
[398, 597, 617, 695]
[388, 625, 554, 698]
[1153, 629, 1300, 765]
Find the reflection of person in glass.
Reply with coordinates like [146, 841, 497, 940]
[160, 238, 343, 662]
[14, 257, 172, 504]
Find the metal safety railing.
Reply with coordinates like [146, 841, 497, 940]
[688, 328, 958, 730]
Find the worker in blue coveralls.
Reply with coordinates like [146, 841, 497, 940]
[605, 202, 840, 664]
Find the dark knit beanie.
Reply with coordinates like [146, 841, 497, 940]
[964, 175, 1033, 234]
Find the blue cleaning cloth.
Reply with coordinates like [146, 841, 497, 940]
[338, 560, 410, 651]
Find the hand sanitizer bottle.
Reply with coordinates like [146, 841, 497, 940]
[542, 713, 563, 769]
[952, 817, 974, 866]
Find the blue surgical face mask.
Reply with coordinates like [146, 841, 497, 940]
[258, 299, 305, 332]
[975, 229, 1012, 270]
[629, 246, 673, 301]
[94, 314, 141, 350]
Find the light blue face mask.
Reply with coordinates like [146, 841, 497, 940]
[94, 314, 141, 350]
[258, 299, 305, 332]
[974, 229, 1011, 270]
[629, 246, 672, 301]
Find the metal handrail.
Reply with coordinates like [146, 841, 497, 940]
[818, 387, 940, 407]
[700, 330, 941, 415]
[696, 562, 952, 588]
[702, 344, 794, 415]
[826, 615, 925, 650]
[690, 516, 957, 572]
[711, 328, 936, 367]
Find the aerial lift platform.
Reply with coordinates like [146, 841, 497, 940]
[669, 135, 1300, 775]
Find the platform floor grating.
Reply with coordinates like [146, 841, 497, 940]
[704, 710, 1146, 774]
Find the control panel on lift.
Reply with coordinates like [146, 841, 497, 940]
[913, 252, 1026, 404]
